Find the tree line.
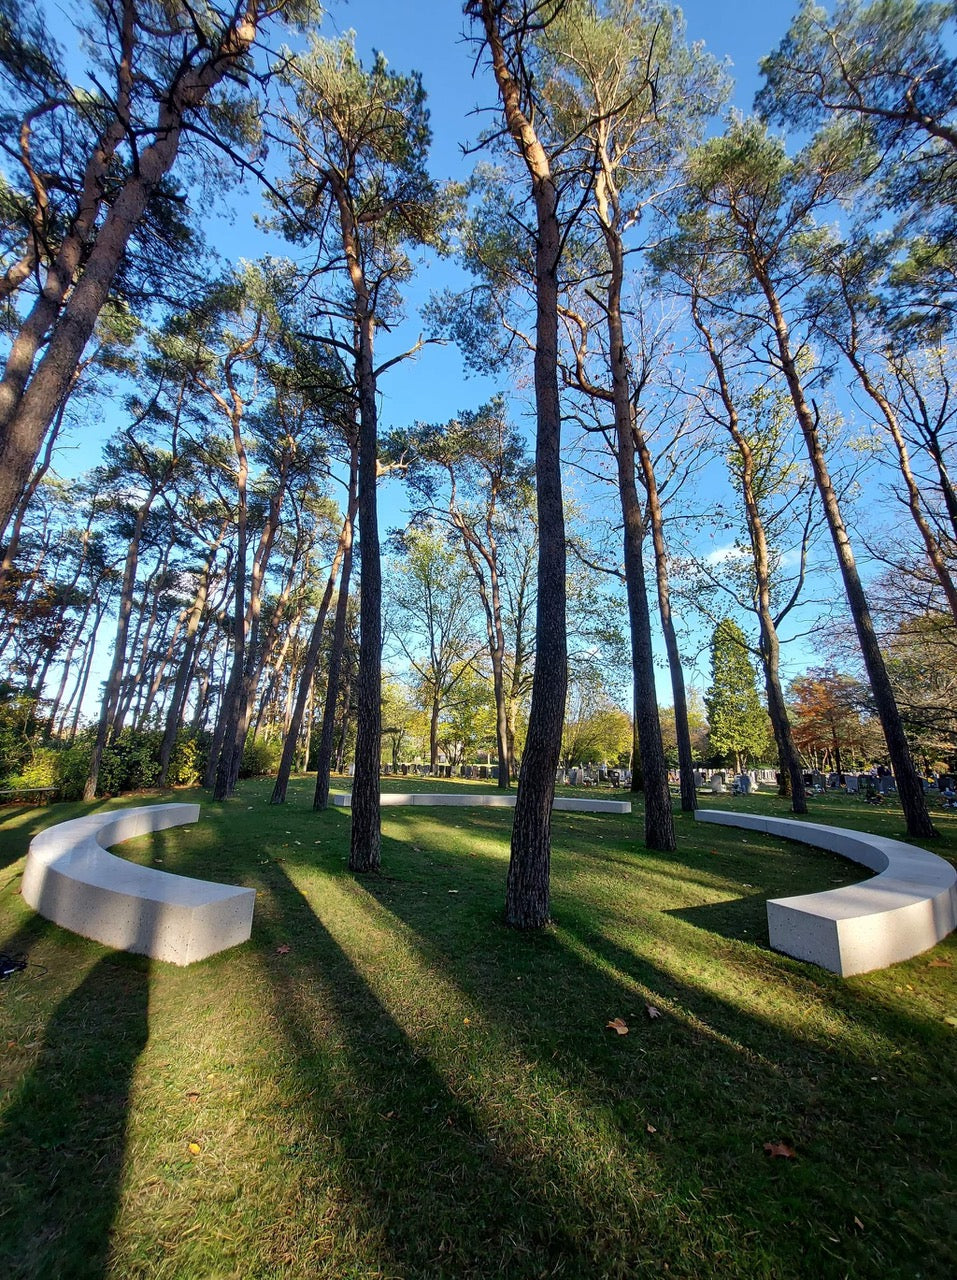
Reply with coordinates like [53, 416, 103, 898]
[0, 0, 954, 926]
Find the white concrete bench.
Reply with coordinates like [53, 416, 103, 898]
[329, 792, 632, 814]
[21, 804, 255, 966]
[695, 809, 957, 975]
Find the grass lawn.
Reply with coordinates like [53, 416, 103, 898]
[1, 778, 955, 1279]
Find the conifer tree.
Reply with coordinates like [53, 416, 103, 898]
[705, 618, 771, 774]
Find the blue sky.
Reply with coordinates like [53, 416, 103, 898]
[50, 0, 800, 484]
[42, 1, 827, 709]
[295, 0, 799, 445]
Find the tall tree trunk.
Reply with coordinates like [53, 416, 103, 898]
[325, 163, 382, 871]
[60, 594, 109, 739]
[349, 312, 382, 872]
[451, 506, 512, 787]
[314, 479, 356, 811]
[0, 10, 266, 542]
[635, 431, 697, 812]
[474, 0, 567, 927]
[271, 496, 356, 804]
[157, 536, 223, 786]
[212, 407, 257, 801]
[430, 694, 441, 773]
[598, 208, 674, 851]
[845, 344, 957, 622]
[47, 594, 94, 734]
[0, 392, 69, 599]
[753, 260, 935, 838]
[83, 484, 159, 800]
[691, 291, 807, 814]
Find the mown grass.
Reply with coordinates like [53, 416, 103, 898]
[1, 778, 955, 1279]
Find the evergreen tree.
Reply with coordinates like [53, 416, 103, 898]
[705, 618, 770, 773]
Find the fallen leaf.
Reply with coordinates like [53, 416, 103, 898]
[928, 958, 951, 968]
[646, 1123, 657, 1134]
[276, 944, 291, 955]
[188, 1142, 201, 1155]
[463, 1017, 471, 1025]
[645, 1004, 662, 1020]
[763, 1141, 796, 1159]
[606, 1017, 629, 1035]
[185, 1091, 200, 1101]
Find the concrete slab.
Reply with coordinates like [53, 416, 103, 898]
[22, 804, 255, 966]
[695, 809, 957, 975]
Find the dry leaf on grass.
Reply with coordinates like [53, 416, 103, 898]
[275, 944, 291, 956]
[188, 1142, 201, 1155]
[928, 958, 951, 968]
[645, 1004, 662, 1020]
[763, 1141, 796, 1159]
[646, 1123, 657, 1134]
[606, 1017, 629, 1035]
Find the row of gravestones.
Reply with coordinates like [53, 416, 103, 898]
[561, 766, 631, 787]
[377, 763, 499, 779]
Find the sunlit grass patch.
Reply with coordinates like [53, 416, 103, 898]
[1, 779, 955, 1278]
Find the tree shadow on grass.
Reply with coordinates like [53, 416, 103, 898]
[0, 951, 150, 1280]
[234, 856, 614, 1280]
[349, 857, 957, 1278]
[116, 796, 957, 1276]
[665, 891, 775, 947]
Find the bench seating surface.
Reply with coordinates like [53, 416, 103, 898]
[695, 809, 957, 975]
[22, 804, 255, 966]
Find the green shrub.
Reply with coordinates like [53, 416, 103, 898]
[240, 734, 281, 778]
[167, 730, 207, 787]
[0, 684, 42, 784]
[13, 746, 59, 788]
[99, 729, 161, 795]
[54, 743, 93, 801]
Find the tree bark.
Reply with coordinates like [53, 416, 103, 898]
[635, 431, 697, 812]
[314, 472, 357, 811]
[474, 0, 567, 926]
[157, 533, 224, 786]
[0, 7, 266, 542]
[83, 481, 160, 800]
[597, 200, 675, 850]
[691, 291, 808, 814]
[271, 493, 356, 804]
[751, 255, 935, 837]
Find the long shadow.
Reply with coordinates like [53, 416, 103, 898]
[342, 838, 957, 1276]
[0, 804, 61, 873]
[0, 951, 150, 1280]
[226, 852, 617, 1279]
[80, 793, 957, 1276]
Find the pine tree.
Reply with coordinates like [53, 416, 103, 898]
[705, 619, 770, 773]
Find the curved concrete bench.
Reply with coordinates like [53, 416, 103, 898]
[329, 791, 631, 814]
[695, 809, 957, 975]
[22, 804, 255, 966]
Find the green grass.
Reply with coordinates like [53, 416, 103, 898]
[1, 778, 956, 1279]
